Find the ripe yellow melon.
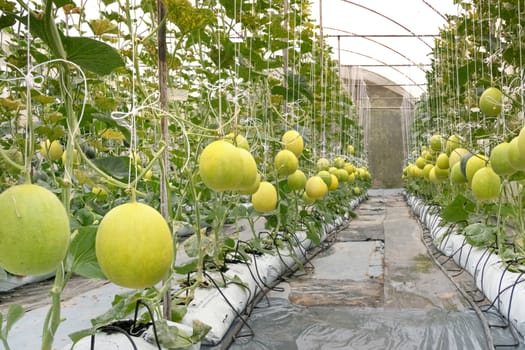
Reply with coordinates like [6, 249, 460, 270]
[236, 148, 258, 192]
[251, 181, 277, 212]
[328, 174, 339, 191]
[316, 158, 330, 171]
[489, 142, 515, 176]
[429, 134, 442, 152]
[96, 202, 173, 289]
[281, 130, 304, 157]
[305, 176, 328, 200]
[41, 140, 63, 161]
[287, 169, 307, 191]
[199, 140, 243, 191]
[225, 133, 250, 151]
[471, 167, 501, 201]
[508, 137, 525, 171]
[449, 148, 470, 168]
[0, 184, 70, 276]
[274, 149, 298, 177]
[479, 87, 502, 117]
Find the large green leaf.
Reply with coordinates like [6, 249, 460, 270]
[0, 14, 15, 29]
[440, 193, 475, 224]
[20, 14, 57, 52]
[63, 36, 125, 75]
[91, 156, 136, 181]
[173, 258, 198, 274]
[463, 223, 497, 247]
[21, 14, 124, 75]
[68, 225, 106, 279]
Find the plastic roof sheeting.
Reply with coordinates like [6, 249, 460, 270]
[309, 0, 459, 97]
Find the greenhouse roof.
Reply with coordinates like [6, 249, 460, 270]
[310, 0, 459, 98]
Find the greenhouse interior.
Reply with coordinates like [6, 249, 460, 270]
[1, 0, 525, 349]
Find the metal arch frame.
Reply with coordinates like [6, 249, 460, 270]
[422, 0, 448, 21]
[337, 48, 427, 94]
[323, 26, 428, 74]
[338, 0, 434, 50]
[316, 0, 452, 94]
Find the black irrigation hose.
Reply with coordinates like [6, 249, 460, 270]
[416, 199, 525, 349]
[218, 216, 354, 350]
[90, 299, 161, 350]
[90, 325, 138, 350]
[455, 243, 475, 278]
[236, 239, 284, 295]
[202, 270, 255, 339]
[133, 300, 162, 350]
[419, 227, 496, 350]
[434, 235, 469, 268]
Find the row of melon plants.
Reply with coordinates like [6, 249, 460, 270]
[0, 0, 370, 349]
[404, 0, 525, 267]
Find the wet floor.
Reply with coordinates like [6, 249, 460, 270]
[228, 189, 522, 350]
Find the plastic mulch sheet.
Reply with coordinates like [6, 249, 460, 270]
[229, 297, 519, 350]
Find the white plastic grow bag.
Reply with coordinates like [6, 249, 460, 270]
[181, 196, 364, 346]
[407, 194, 525, 339]
[70, 195, 365, 349]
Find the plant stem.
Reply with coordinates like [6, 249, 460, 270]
[0, 147, 24, 172]
[41, 263, 65, 350]
[40, 2, 73, 349]
[1, 337, 11, 350]
[189, 172, 204, 285]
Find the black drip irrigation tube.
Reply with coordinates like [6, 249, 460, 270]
[409, 194, 524, 350]
[204, 215, 354, 350]
[418, 222, 496, 350]
[89, 300, 162, 350]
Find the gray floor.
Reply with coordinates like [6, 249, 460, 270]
[229, 190, 517, 349]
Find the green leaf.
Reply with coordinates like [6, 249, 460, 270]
[173, 259, 198, 274]
[68, 226, 106, 279]
[34, 125, 66, 141]
[305, 219, 321, 246]
[91, 113, 131, 142]
[183, 234, 199, 258]
[170, 305, 187, 322]
[91, 156, 135, 181]
[509, 171, 525, 182]
[190, 319, 211, 343]
[91, 291, 140, 326]
[5, 304, 24, 336]
[464, 223, 497, 247]
[75, 208, 95, 226]
[440, 194, 475, 224]
[63, 36, 125, 75]
[223, 236, 236, 249]
[20, 14, 58, 53]
[68, 328, 95, 344]
[53, 0, 75, 7]
[229, 274, 248, 289]
[0, 14, 16, 29]
[156, 320, 188, 348]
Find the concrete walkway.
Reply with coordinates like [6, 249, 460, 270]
[230, 189, 491, 349]
[277, 188, 468, 310]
